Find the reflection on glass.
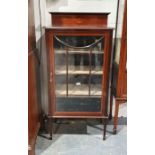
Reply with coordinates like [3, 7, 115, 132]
[55, 75, 66, 97]
[90, 75, 102, 96]
[54, 45, 66, 96]
[68, 74, 89, 96]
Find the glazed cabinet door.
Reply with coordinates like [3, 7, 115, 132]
[46, 29, 113, 117]
[53, 35, 105, 114]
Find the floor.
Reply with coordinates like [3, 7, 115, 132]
[35, 103, 127, 155]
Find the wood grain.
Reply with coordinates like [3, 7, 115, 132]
[28, 0, 40, 154]
[51, 12, 110, 27]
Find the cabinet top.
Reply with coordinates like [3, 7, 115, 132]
[45, 26, 114, 31]
[50, 12, 111, 27]
[49, 12, 110, 15]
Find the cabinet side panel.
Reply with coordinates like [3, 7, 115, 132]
[102, 30, 113, 116]
[28, 0, 40, 152]
[28, 51, 40, 146]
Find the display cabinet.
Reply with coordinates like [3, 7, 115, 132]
[45, 13, 113, 140]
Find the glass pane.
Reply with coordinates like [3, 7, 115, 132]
[55, 75, 66, 97]
[54, 36, 104, 112]
[56, 97, 101, 112]
[54, 38, 66, 97]
[90, 40, 104, 96]
[68, 74, 89, 96]
[68, 51, 89, 96]
[90, 75, 102, 96]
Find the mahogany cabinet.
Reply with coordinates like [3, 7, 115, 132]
[45, 12, 113, 140]
[28, 0, 40, 154]
[109, 0, 127, 134]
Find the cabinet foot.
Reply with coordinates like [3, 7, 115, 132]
[48, 118, 53, 140]
[113, 129, 117, 134]
[113, 99, 120, 135]
[108, 114, 112, 120]
[49, 136, 52, 140]
[109, 90, 113, 121]
[103, 118, 107, 140]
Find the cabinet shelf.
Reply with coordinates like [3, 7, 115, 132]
[55, 66, 103, 75]
[55, 49, 104, 54]
[56, 84, 102, 96]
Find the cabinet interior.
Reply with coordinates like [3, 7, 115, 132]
[53, 36, 104, 112]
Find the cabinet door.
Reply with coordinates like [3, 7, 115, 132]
[53, 36, 104, 113]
